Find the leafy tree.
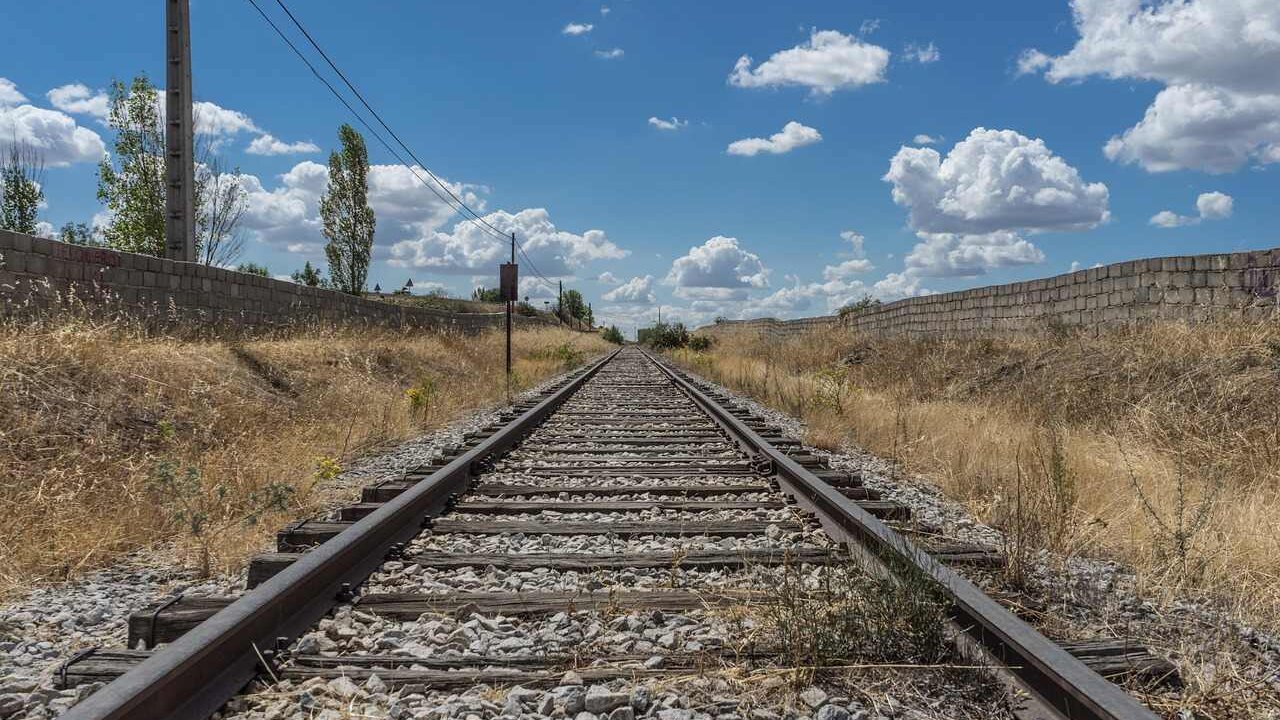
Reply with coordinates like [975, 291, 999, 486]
[59, 222, 103, 246]
[0, 140, 44, 235]
[561, 288, 588, 320]
[838, 294, 883, 316]
[471, 286, 502, 302]
[638, 321, 691, 350]
[97, 76, 166, 255]
[235, 262, 269, 277]
[197, 156, 248, 267]
[602, 325, 624, 344]
[97, 74, 236, 260]
[291, 260, 328, 287]
[320, 124, 375, 295]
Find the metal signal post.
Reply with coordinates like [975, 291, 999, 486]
[165, 0, 196, 262]
[500, 233, 519, 402]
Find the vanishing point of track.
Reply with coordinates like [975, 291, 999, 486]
[58, 347, 1158, 720]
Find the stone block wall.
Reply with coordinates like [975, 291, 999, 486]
[0, 230, 555, 334]
[702, 246, 1280, 339]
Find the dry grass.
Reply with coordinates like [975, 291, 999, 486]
[0, 318, 608, 594]
[673, 320, 1280, 630]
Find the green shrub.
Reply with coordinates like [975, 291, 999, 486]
[534, 342, 584, 367]
[147, 459, 294, 577]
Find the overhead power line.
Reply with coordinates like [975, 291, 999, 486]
[268, 0, 510, 241]
[242, 0, 508, 241]
[247, 0, 575, 301]
[514, 237, 557, 291]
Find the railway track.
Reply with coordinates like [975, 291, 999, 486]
[56, 347, 1161, 720]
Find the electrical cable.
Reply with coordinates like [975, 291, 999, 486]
[243, 0, 507, 241]
[248, 0, 576, 304]
[270, 0, 509, 241]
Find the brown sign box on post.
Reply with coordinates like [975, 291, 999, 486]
[500, 263, 519, 302]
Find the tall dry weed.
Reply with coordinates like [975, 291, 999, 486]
[0, 320, 607, 592]
[672, 319, 1280, 628]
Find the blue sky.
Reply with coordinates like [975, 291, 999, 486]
[3, 0, 1277, 333]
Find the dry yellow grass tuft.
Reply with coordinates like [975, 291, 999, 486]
[674, 320, 1280, 629]
[0, 320, 608, 593]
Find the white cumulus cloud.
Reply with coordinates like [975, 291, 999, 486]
[46, 84, 109, 118]
[238, 161, 489, 254]
[1024, 0, 1280, 173]
[603, 275, 656, 304]
[389, 208, 626, 276]
[912, 134, 941, 145]
[883, 127, 1107, 279]
[246, 134, 321, 156]
[563, 23, 594, 36]
[903, 231, 1045, 277]
[1149, 210, 1192, 228]
[595, 48, 625, 60]
[728, 29, 890, 95]
[665, 236, 770, 299]
[0, 104, 106, 166]
[0, 78, 27, 106]
[1197, 190, 1234, 219]
[193, 100, 260, 138]
[884, 127, 1110, 236]
[872, 272, 931, 300]
[237, 161, 328, 251]
[1102, 84, 1280, 173]
[1015, 49, 1052, 76]
[1150, 190, 1235, 227]
[648, 116, 688, 131]
[597, 271, 620, 284]
[823, 230, 873, 279]
[727, 121, 822, 156]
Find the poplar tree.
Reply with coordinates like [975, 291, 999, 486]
[97, 74, 244, 260]
[320, 124, 376, 295]
[97, 76, 166, 255]
[0, 141, 44, 235]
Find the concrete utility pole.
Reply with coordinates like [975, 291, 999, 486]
[165, 0, 196, 262]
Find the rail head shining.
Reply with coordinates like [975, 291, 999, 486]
[60, 349, 618, 720]
[645, 349, 1158, 720]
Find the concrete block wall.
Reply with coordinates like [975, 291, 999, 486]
[702, 246, 1280, 339]
[0, 230, 555, 334]
[706, 315, 840, 338]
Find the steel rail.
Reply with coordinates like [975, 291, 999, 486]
[60, 350, 618, 720]
[645, 350, 1158, 720]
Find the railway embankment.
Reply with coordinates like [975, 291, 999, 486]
[0, 320, 608, 595]
[669, 320, 1280, 717]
